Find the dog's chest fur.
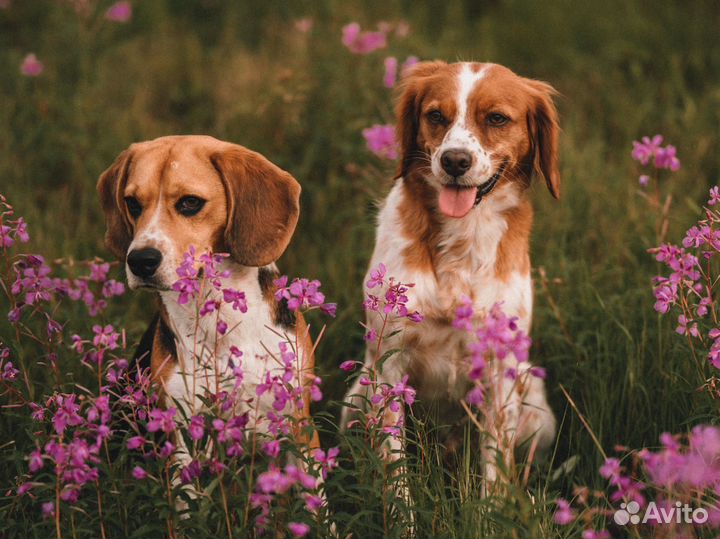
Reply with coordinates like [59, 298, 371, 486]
[157, 266, 295, 423]
[367, 179, 533, 401]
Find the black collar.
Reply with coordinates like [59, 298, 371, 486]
[473, 160, 508, 206]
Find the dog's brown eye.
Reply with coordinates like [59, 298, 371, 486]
[487, 112, 510, 126]
[125, 197, 142, 219]
[427, 110, 445, 124]
[176, 196, 206, 217]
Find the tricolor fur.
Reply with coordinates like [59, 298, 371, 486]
[97, 135, 318, 448]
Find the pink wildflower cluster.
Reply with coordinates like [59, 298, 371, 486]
[20, 53, 43, 77]
[0, 197, 340, 536]
[341, 263, 420, 439]
[341, 22, 388, 54]
[0, 194, 29, 247]
[363, 262, 422, 324]
[555, 426, 720, 536]
[340, 21, 419, 161]
[632, 134, 681, 187]
[362, 124, 398, 160]
[19, 393, 112, 507]
[453, 297, 538, 406]
[9, 256, 125, 329]
[105, 1, 131, 23]
[650, 186, 720, 375]
[0, 344, 19, 382]
[3, 197, 124, 323]
[274, 275, 336, 316]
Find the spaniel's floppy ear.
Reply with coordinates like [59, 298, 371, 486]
[526, 79, 561, 199]
[395, 60, 446, 179]
[211, 147, 301, 267]
[97, 148, 133, 259]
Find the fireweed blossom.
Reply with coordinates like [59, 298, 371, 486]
[556, 427, 720, 537]
[4, 197, 125, 322]
[273, 275, 336, 316]
[452, 297, 536, 407]
[631, 134, 681, 187]
[20, 53, 43, 76]
[362, 124, 398, 160]
[341, 22, 387, 54]
[342, 264, 422, 438]
[650, 186, 720, 377]
[0, 202, 339, 535]
[105, 1, 132, 23]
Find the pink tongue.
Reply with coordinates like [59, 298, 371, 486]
[438, 186, 478, 218]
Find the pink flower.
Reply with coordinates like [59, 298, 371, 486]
[466, 386, 484, 406]
[341, 22, 387, 54]
[126, 436, 145, 450]
[313, 446, 339, 479]
[189, 415, 205, 441]
[28, 449, 43, 473]
[709, 186, 720, 206]
[42, 501, 55, 519]
[223, 287, 248, 312]
[180, 460, 201, 484]
[631, 135, 663, 165]
[553, 498, 575, 525]
[599, 457, 621, 481]
[339, 360, 357, 371]
[366, 263, 386, 289]
[638, 174, 650, 187]
[582, 530, 610, 539]
[364, 329, 378, 342]
[362, 124, 397, 160]
[655, 145, 680, 171]
[20, 54, 43, 77]
[383, 57, 398, 88]
[132, 466, 148, 480]
[147, 407, 176, 433]
[288, 522, 310, 537]
[261, 439, 280, 458]
[274, 276, 336, 316]
[105, 1, 132, 23]
[89, 262, 110, 282]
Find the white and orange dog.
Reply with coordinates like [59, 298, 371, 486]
[342, 61, 558, 486]
[97, 135, 318, 449]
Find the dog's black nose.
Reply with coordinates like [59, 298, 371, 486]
[127, 248, 162, 278]
[440, 149, 473, 177]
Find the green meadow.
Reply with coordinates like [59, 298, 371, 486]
[2, 1, 720, 537]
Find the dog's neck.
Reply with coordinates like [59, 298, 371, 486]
[157, 263, 278, 368]
[398, 168, 532, 280]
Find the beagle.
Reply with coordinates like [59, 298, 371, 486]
[97, 135, 318, 450]
[342, 61, 558, 487]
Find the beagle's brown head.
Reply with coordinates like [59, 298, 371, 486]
[396, 61, 560, 218]
[97, 135, 301, 290]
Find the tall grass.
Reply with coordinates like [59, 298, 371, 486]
[2, 0, 720, 537]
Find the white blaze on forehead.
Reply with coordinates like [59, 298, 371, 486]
[455, 63, 490, 129]
[431, 63, 494, 181]
[126, 183, 176, 288]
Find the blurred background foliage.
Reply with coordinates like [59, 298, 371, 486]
[2, 0, 720, 509]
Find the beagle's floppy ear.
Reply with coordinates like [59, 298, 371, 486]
[97, 148, 133, 259]
[395, 60, 446, 179]
[526, 79, 561, 199]
[211, 147, 301, 267]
